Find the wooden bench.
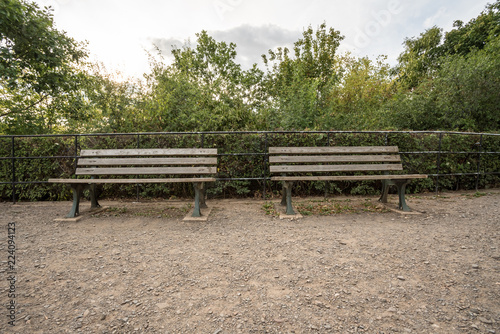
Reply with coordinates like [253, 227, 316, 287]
[49, 148, 218, 218]
[269, 146, 427, 215]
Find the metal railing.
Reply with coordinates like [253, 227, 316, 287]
[1, 130, 499, 203]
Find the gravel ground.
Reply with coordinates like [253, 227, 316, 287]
[1, 189, 499, 333]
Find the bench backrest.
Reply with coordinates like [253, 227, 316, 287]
[269, 146, 403, 174]
[76, 148, 217, 177]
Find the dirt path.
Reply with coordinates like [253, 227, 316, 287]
[1, 190, 499, 333]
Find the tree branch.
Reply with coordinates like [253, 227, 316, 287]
[0, 94, 48, 118]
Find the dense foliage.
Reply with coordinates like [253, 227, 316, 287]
[0, 0, 91, 134]
[1, 0, 499, 134]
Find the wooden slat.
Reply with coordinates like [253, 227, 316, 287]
[270, 164, 403, 173]
[78, 157, 217, 166]
[75, 166, 217, 175]
[269, 155, 400, 163]
[80, 148, 217, 157]
[271, 174, 428, 181]
[269, 146, 399, 154]
[48, 178, 217, 184]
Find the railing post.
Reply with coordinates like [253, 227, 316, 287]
[11, 136, 16, 204]
[435, 132, 443, 194]
[263, 132, 268, 200]
[325, 132, 332, 198]
[74, 135, 78, 172]
[475, 134, 483, 191]
[136, 134, 140, 201]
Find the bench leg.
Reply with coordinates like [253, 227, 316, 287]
[379, 180, 390, 203]
[192, 183, 203, 217]
[199, 183, 208, 209]
[282, 181, 296, 215]
[67, 184, 86, 218]
[379, 179, 412, 211]
[394, 179, 411, 212]
[89, 184, 101, 209]
[280, 184, 287, 206]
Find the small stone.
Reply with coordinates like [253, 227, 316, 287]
[479, 317, 493, 324]
[397, 276, 406, 281]
[313, 300, 329, 308]
[472, 264, 480, 269]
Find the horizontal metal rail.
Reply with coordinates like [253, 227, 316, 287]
[1, 130, 499, 203]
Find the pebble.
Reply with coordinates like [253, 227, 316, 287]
[479, 317, 493, 324]
[156, 303, 168, 309]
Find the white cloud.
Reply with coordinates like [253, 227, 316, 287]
[31, 0, 494, 78]
[424, 7, 448, 29]
[149, 25, 301, 70]
[211, 25, 301, 68]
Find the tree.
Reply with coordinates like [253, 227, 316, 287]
[394, 27, 444, 90]
[262, 23, 344, 130]
[390, 35, 500, 132]
[321, 55, 396, 130]
[141, 57, 204, 132]
[142, 31, 264, 132]
[0, 0, 88, 134]
[389, 1, 500, 131]
[394, 1, 500, 92]
[442, 1, 500, 56]
[75, 64, 143, 133]
[430, 35, 500, 131]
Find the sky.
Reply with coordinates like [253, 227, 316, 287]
[33, 0, 492, 80]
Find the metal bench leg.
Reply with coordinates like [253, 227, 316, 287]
[280, 181, 287, 206]
[283, 181, 296, 215]
[199, 183, 208, 209]
[379, 180, 390, 203]
[394, 179, 411, 211]
[192, 183, 203, 217]
[67, 184, 85, 218]
[89, 184, 101, 209]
